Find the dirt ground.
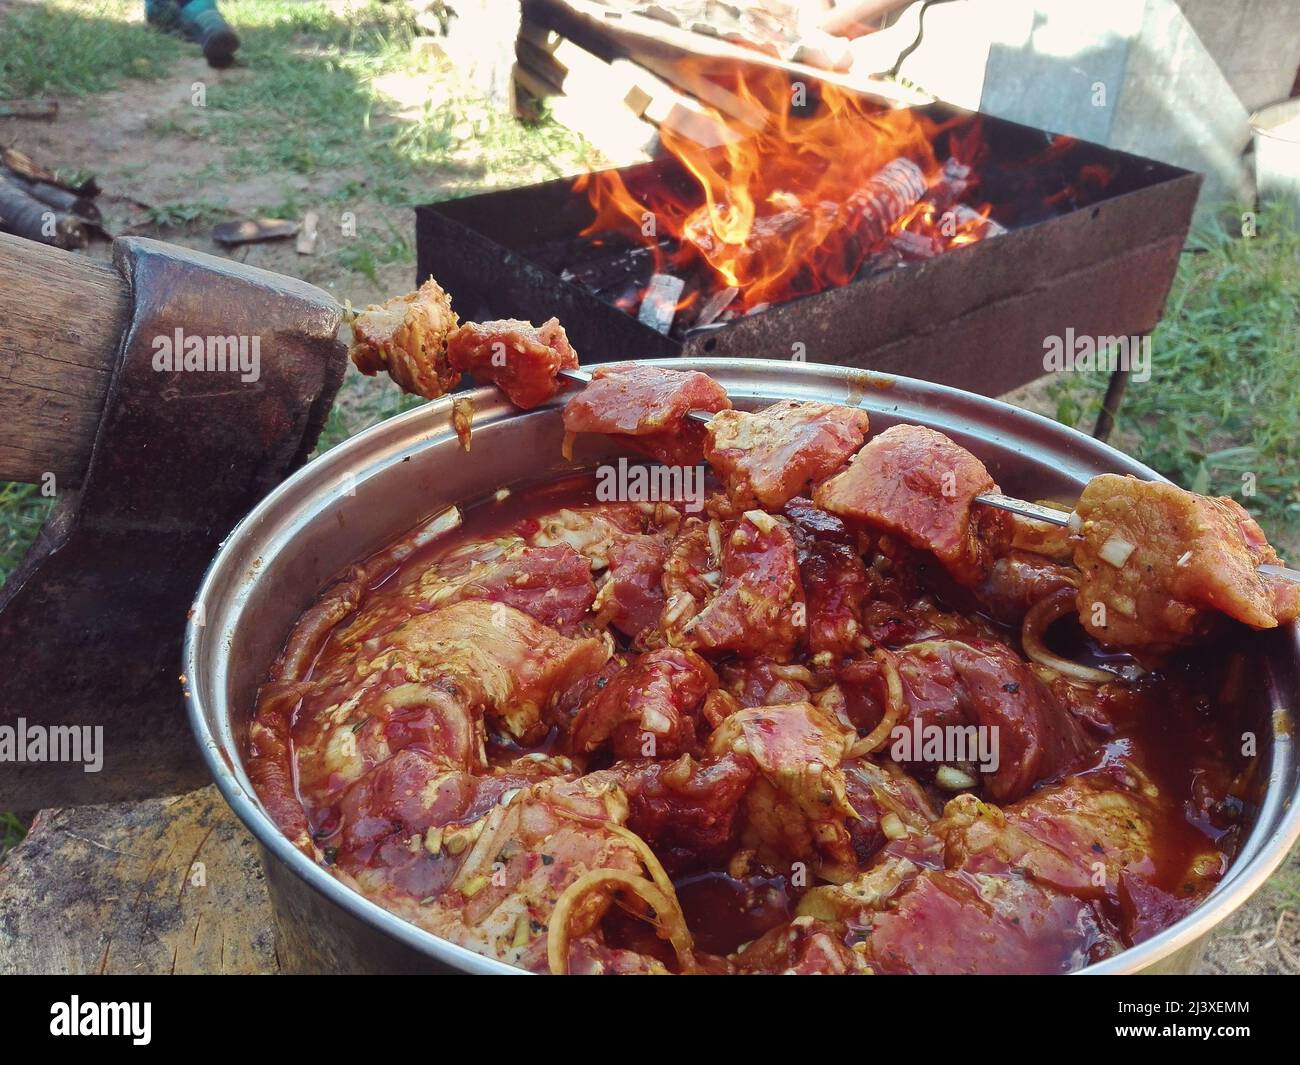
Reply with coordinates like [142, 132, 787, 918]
[5, 53, 429, 310]
[2, 0, 1297, 975]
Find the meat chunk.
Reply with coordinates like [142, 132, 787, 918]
[852, 638, 1092, 802]
[971, 550, 1077, 624]
[840, 758, 938, 870]
[662, 513, 806, 658]
[349, 278, 460, 399]
[708, 702, 861, 877]
[935, 777, 1157, 900]
[1073, 474, 1300, 651]
[859, 868, 1109, 975]
[419, 775, 649, 972]
[814, 424, 1011, 584]
[526, 504, 674, 641]
[802, 538, 870, 658]
[562, 363, 731, 465]
[383, 600, 611, 744]
[733, 918, 870, 974]
[719, 657, 813, 708]
[334, 752, 491, 868]
[606, 753, 758, 875]
[446, 317, 578, 409]
[595, 536, 669, 642]
[704, 400, 870, 509]
[415, 541, 597, 634]
[528, 503, 656, 570]
[570, 648, 719, 760]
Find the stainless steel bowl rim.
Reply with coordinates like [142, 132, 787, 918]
[184, 358, 1300, 975]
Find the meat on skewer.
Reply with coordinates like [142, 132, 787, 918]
[348, 287, 1300, 656]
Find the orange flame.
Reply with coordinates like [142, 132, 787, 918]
[574, 65, 996, 320]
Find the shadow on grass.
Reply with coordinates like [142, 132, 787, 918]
[199, 0, 594, 206]
[0, 0, 186, 98]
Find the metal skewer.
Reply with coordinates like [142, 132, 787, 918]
[556, 367, 1300, 585]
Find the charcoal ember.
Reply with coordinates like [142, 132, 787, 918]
[954, 204, 1007, 239]
[691, 286, 738, 328]
[890, 230, 943, 261]
[558, 238, 672, 291]
[924, 159, 973, 213]
[853, 248, 903, 281]
[639, 272, 686, 334]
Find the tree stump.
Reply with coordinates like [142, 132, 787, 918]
[0, 785, 278, 974]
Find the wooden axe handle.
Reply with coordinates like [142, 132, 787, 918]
[0, 232, 130, 486]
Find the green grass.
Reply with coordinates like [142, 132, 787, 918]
[0, 483, 53, 586]
[140, 199, 229, 229]
[0, 812, 26, 861]
[1049, 204, 1300, 553]
[190, 0, 589, 199]
[0, 0, 184, 98]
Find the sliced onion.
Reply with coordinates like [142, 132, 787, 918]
[1021, 588, 1115, 685]
[848, 647, 906, 759]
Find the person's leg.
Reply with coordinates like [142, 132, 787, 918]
[145, 0, 240, 69]
[144, 0, 181, 29]
[177, 0, 240, 68]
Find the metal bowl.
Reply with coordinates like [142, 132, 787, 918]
[184, 359, 1300, 974]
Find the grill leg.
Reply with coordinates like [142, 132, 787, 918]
[1093, 364, 1131, 441]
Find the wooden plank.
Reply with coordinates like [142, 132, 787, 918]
[547, 92, 661, 161]
[630, 52, 768, 130]
[0, 785, 278, 975]
[0, 232, 128, 487]
[525, 0, 932, 108]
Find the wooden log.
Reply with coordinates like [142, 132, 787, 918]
[0, 144, 58, 183]
[0, 785, 278, 975]
[0, 175, 88, 248]
[0, 232, 128, 487]
[0, 98, 59, 120]
[519, 31, 661, 121]
[16, 177, 101, 224]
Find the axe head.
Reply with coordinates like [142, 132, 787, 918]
[0, 237, 346, 807]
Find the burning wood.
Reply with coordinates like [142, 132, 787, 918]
[694, 285, 738, 326]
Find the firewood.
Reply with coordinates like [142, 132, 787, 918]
[525, 0, 932, 109]
[820, 0, 917, 38]
[296, 210, 320, 255]
[210, 217, 299, 247]
[513, 61, 561, 100]
[15, 178, 100, 224]
[0, 145, 57, 183]
[628, 53, 767, 130]
[515, 39, 569, 92]
[0, 176, 87, 249]
[0, 98, 59, 120]
[546, 93, 661, 161]
[699, 156, 927, 283]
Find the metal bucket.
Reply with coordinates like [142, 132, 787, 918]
[183, 359, 1300, 974]
[1250, 98, 1300, 215]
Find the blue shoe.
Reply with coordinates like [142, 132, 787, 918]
[177, 0, 240, 68]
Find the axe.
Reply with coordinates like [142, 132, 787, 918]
[0, 232, 346, 806]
